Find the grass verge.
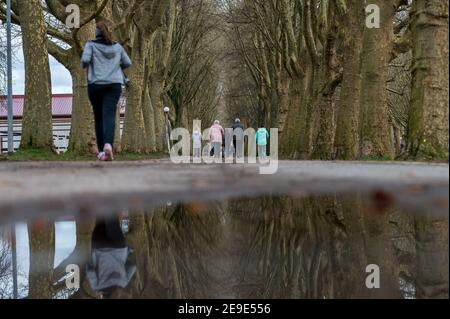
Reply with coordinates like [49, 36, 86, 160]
[1, 148, 167, 162]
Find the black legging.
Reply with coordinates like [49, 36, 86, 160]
[88, 83, 122, 151]
[91, 217, 127, 249]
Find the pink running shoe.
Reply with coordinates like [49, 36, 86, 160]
[97, 152, 106, 161]
[104, 144, 114, 161]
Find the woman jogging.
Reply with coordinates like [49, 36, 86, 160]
[81, 20, 132, 161]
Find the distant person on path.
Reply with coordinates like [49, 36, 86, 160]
[223, 124, 233, 159]
[256, 126, 269, 160]
[81, 20, 132, 162]
[232, 118, 244, 159]
[192, 129, 202, 159]
[209, 120, 224, 159]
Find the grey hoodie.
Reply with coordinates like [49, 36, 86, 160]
[81, 40, 132, 85]
[86, 247, 136, 292]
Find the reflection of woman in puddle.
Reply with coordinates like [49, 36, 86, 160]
[86, 217, 136, 299]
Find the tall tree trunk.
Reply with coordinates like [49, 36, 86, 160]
[148, 0, 176, 153]
[68, 59, 97, 154]
[45, 4, 97, 155]
[114, 109, 122, 153]
[150, 79, 165, 152]
[143, 85, 157, 152]
[121, 0, 170, 154]
[407, 0, 449, 161]
[297, 65, 316, 159]
[311, 5, 340, 160]
[28, 221, 55, 299]
[122, 32, 151, 153]
[283, 75, 304, 158]
[18, 0, 54, 151]
[334, 1, 364, 160]
[359, 0, 395, 159]
[277, 73, 291, 154]
[67, 18, 97, 155]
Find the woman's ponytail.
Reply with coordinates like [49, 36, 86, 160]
[96, 20, 114, 44]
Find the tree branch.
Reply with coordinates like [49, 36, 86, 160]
[45, 0, 68, 23]
[72, 0, 110, 53]
[47, 39, 70, 67]
[46, 24, 72, 44]
[303, 0, 320, 66]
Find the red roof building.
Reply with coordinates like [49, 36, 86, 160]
[0, 94, 126, 153]
[0, 94, 126, 119]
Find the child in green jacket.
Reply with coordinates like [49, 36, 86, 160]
[256, 127, 269, 160]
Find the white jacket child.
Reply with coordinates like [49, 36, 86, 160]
[192, 130, 202, 151]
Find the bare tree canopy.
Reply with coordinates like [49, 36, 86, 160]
[0, 0, 446, 161]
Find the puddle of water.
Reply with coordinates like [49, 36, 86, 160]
[0, 193, 448, 299]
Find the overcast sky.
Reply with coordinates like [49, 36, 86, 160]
[1, 23, 73, 95]
[12, 47, 73, 95]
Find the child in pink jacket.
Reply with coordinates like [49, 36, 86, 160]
[209, 120, 224, 159]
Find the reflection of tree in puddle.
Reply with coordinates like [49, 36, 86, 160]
[28, 220, 55, 299]
[230, 195, 367, 298]
[0, 234, 13, 298]
[9, 194, 448, 299]
[53, 214, 95, 299]
[127, 203, 224, 298]
[230, 195, 448, 299]
[414, 214, 449, 298]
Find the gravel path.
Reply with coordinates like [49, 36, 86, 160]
[0, 160, 448, 222]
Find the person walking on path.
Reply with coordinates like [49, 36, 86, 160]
[232, 118, 244, 159]
[256, 126, 269, 160]
[209, 120, 224, 159]
[192, 129, 202, 159]
[81, 20, 132, 162]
